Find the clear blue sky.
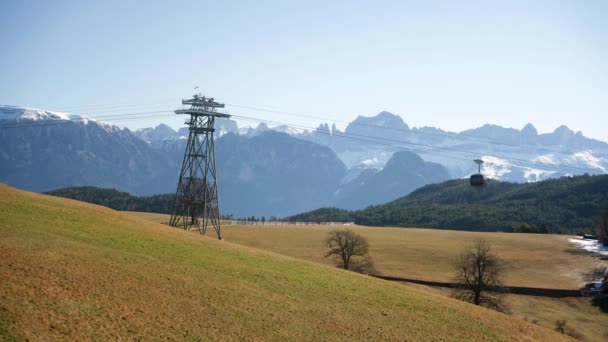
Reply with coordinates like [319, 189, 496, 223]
[1, 0, 606, 140]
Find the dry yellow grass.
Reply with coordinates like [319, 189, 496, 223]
[1, 185, 572, 341]
[128, 213, 597, 288]
[128, 212, 608, 341]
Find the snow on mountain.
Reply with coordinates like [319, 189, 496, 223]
[215, 117, 239, 138]
[0, 105, 75, 121]
[524, 168, 557, 182]
[479, 156, 513, 180]
[0, 105, 118, 132]
[334, 148, 392, 169]
[271, 125, 302, 135]
[306, 111, 608, 183]
[119, 109, 608, 186]
[0, 105, 174, 195]
[238, 126, 253, 136]
[359, 158, 382, 168]
[134, 124, 176, 142]
[242, 122, 303, 137]
[245, 123, 270, 137]
[567, 151, 607, 172]
[532, 154, 558, 165]
[470, 155, 563, 183]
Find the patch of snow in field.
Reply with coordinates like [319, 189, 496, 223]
[568, 238, 608, 255]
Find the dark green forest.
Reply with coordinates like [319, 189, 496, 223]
[287, 174, 608, 233]
[45, 187, 174, 214]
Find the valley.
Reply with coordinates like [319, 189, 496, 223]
[3, 2, 607, 340]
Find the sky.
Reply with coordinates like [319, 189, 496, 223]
[0, 0, 606, 141]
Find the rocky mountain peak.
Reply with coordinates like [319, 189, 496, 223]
[553, 125, 574, 136]
[521, 123, 538, 136]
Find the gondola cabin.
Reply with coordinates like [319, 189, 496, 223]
[470, 173, 486, 187]
[470, 159, 486, 187]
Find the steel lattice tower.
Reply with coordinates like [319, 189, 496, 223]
[169, 94, 229, 239]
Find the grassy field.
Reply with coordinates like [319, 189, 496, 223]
[127, 212, 599, 289]
[0, 184, 572, 341]
[128, 212, 608, 341]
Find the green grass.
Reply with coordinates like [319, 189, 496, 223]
[0, 184, 571, 341]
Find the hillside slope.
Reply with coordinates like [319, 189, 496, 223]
[0, 184, 568, 341]
[289, 174, 608, 232]
[45, 186, 173, 213]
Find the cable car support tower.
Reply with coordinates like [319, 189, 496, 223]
[169, 94, 229, 239]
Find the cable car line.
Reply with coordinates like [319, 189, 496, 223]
[0, 110, 175, 129]
[229, 114, 603, 174]
[6, 99, 595, 160]
[0, 105, 604, 175]
[232, 115, 472, 163]
[226, 102, 586, 159]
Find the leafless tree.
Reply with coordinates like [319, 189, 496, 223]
[453, 239, 507, 312]
[594, 207, 608, 245]
[325, 229, 376, 274]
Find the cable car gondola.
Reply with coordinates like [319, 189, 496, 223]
[470, 159, 486, 187]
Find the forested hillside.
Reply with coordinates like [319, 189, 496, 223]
[45, 187, 173, 214]
[288, 174, 608, 233]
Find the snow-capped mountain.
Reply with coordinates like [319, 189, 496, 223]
[271, 124, 302, 135]
[0, 105, 118, 132]
[132, 109, 608, 208]
[133, 123, 177, 142]
[0, 106, 348, 216]
[0, 105, 174, 195]
[298, 111, 608, 183]
[133, 118, 239, 143]
[3, 104, 607, 216]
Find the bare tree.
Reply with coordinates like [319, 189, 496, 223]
[325, 229, 376, 274]
[453, 239, 507, 312]
[594, 207, 608, 245]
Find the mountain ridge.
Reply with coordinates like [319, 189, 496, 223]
[2, 105, 607, 216]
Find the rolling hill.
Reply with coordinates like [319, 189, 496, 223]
[0, 183, 568, 341]
[289, 174, 608, 232]
[44, 186, 174, 214]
